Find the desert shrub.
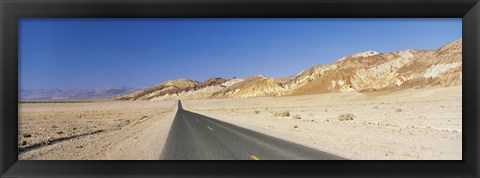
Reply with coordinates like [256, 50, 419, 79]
[395, 108, 402, 112]
[338, 113, 355, 121]
[294, 125, 299, 129]
[274, 111, 290, 117]
[254, 110, 260, 114]
[292, 115, 302, 119]
[373, 105, 379, 109]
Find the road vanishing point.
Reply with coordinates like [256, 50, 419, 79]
[159, 101, 345, 160]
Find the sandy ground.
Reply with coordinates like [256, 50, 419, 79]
[18, 86, 461, 160]
[182, 86, 462, 160]
[18, 100, 177, 160]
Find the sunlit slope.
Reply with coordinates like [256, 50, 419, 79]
[116, 39, 462, 101]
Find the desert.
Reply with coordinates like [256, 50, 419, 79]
[182, 85, 462, 160]
[18, 85, 461, 160]
[18, 100, 177, 160]
[18, 38, 462, 160]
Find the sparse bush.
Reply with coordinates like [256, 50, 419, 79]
[274, 111, 290, 117]
[294, 125, 299, 129]
[292, 115, 302, 119]
[395, 108, 402, 112]
[324, 108, 328, 112]
[373, 105, 379, 109]
[338, 113, 355, 121]
[254, 110, 260, 114]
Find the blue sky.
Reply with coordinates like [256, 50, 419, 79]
[19, 18, 461, 90]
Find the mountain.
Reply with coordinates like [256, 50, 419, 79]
[20, 87, 140, 101]
[213, 75, 287, 98]
[113, 79, 199, 101]
[287, 39, 461, 95]
[116, 38, 462, 101]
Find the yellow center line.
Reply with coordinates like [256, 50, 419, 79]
[207, 126, 214, 131]
[250, 155, 260, 160]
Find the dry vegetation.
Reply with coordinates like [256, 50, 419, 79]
[274, 111, 290, 117]
[338, 114, 355, 121]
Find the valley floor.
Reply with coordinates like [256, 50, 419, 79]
[183, 86, 462, 160]
[18, 100, 177, 160]
[18, 86, 461, 160]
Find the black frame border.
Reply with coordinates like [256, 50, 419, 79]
[1, 0, 479, 177]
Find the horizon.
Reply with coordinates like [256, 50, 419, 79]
[19, 18, 461, 90]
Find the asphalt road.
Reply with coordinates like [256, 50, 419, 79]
[159, 101, 345, 160]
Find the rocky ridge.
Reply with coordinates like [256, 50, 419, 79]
[115, 39, 462, 101]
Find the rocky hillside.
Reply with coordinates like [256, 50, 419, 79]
[288, 38, 461, 95]
[116, 39, 462, 101]
[113, 79, 198, 101]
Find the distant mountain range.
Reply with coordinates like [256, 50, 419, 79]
[115, 38, 462, 101]
[20, 87, 140, 101]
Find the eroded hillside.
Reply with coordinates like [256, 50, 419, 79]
[115, 39, 462, 101]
